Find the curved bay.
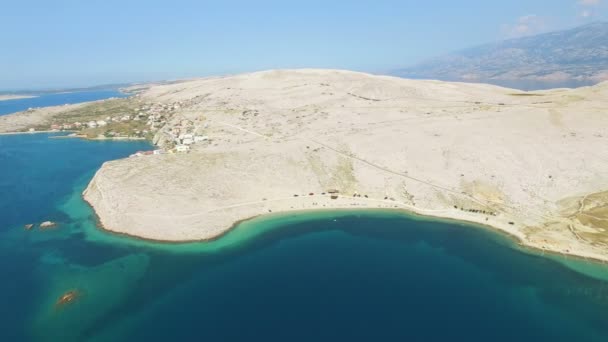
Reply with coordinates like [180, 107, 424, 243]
[1, 133, 608, 341]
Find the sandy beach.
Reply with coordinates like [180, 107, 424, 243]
[75, 69, 608, 261]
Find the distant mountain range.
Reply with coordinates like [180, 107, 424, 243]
[394, 22, 608, 89]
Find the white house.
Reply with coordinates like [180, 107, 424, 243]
[182, 138, 194, 145]
[176, 145, 190, 153]
[194, 135, 209, 142]
[87, 121, 97, 128]
[96, 120, 108, 127]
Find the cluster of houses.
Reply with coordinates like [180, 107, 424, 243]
[50, 122, 81, 130]
[137, 102, 174, 129]
[47, 115, 137, 131]
[85, 113, 143, 128]
[43, 100, 217, 155]
[44, 101, 175, 135]
[43, 110, 170, 141]
[168, 118, 211, 153]
[173, 132, 209, 153]
[46, 116, 146, 139]
[139, 101, 183, 116]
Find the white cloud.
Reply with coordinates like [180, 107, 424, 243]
[502, 1, 602, 39]
[578, 0, 602, 18]
[501, 15, 548, 38]
[579, 0, 601, 5]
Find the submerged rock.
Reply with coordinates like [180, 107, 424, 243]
[55, 290, 80, 308]
[32, 253, 150, 341]
[40, 221, 57, 229]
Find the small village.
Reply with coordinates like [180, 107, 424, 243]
[40, 101, 172, 139]
[163, 116, 210, 153]
[128, 106, 212, 157]
[26, 100, 212, 155]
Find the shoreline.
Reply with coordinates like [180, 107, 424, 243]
[0, 130, 149, 142]
[30, 69, 607, 269]
[0, 130, 67, 136]
[82, 191, 608, 265]
[50, 134, 148, 141]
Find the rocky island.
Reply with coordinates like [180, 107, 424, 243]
[75, 69, 607, 261]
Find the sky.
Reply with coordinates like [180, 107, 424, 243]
[0, 0, 605, 90]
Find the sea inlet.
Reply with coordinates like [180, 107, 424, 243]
[1, 132, 608, 342]
[0, 89, 127, 116]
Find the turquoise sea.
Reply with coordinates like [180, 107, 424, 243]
[0, 90, 126, 116]
[2, 132, 608, 341]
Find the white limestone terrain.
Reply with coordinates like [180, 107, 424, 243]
[80, 70, 608, 260]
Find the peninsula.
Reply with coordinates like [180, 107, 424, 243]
[5, 69, 608, 261]
[0, 94, 36, 101]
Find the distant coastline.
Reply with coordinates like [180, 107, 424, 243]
[0, 94, 37, 101]
[0, 89, 128, 117]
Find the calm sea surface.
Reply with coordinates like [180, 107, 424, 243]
[0, 90, 126, 116]
[1, 133, 608, 342]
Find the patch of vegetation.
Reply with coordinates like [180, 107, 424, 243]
[567, 191, 608, 246]
[576, 193, 608, 227]
[305, 152, 331, 187]
[26, 97, 163, 140]
[79, 121, 152, 139]
[53, 98, 139, 123]
[331, 148, 357, 193]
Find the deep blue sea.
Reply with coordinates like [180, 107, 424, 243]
[0, 90, 126, 116]
[2, 133, 608, 342]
